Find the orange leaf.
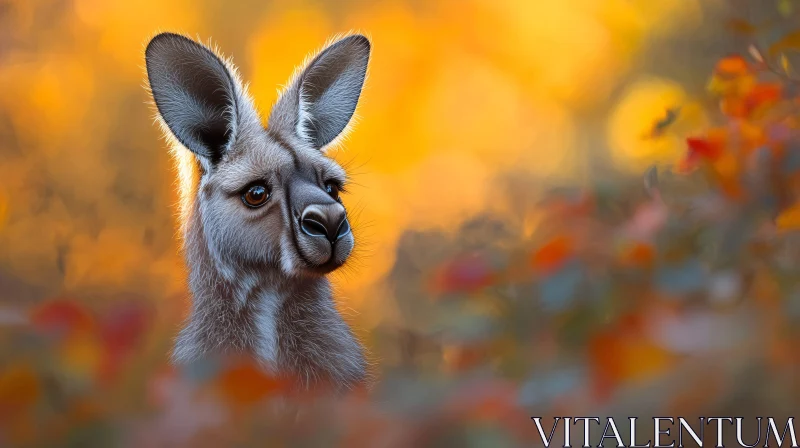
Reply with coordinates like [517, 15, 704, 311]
[711, 151, 739, 178]
[711, 152, 745, 199]
[722, 179, 745, 199]
[745, 82, 782, 114]
[442, 343, 487, 372]
[589, 311, 674, 401]
[445, 381, 519, 423]
[708, 127, 729, 142]
[776, 202, 800, 229]
[720, 97, 748, 118]
[769, 338, 793, 368]
[619, 338, 675, 382]
[715, 55, 750, 76]
[620, 242, 655, 266]
[0, 190, 7, 231]
[588, 330, 623, 400]
[725, 19, 757, 35]
[216, 359, 288, 406]
[0, 363, 40, 416]
[676, 161, 694, 173]
[740, 121, 767, 150]
[768, 30, 800, 58]
[59, 331, 103, 380]
[530, 235, 573, 273]
[339, 416, 402, 448]
[711, 73, 757, 98]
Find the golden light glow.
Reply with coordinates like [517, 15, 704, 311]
[0, 0, 710, 328]
[608, 77, 708, 171]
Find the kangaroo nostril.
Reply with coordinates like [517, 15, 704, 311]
[335, 217, 351, 241]
[300, 206, 348, 243]
[301, 215, 329, 239]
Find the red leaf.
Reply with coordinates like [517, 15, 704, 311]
[30, 299, 94, 337]
[428, 253, 496, 294]
[97, 302, 153, 384]
[686, 137, 723, 161]
[530, 235, 573, 274]
[588, 330, 622, 401]
[745, 82, 782, 112]
[99, 302, 152, 354]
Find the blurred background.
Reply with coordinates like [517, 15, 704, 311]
[2, 0, 800, 446]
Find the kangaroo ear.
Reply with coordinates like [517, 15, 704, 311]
[270, 35, 371, 150]
[145, 33, 239, 164]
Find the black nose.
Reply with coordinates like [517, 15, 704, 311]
[300, 205, 350, 243]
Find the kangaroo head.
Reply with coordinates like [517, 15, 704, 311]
[145, 32, 370, 278]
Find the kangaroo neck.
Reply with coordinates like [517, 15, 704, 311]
[173, 204, 328, 365]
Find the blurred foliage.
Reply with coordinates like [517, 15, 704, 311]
[3, 0, 800, 447]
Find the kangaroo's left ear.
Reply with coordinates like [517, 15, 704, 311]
[269, 35, 371, 150]
[145, 32, 244, 165]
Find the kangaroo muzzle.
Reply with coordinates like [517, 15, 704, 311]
[300, 204, 351, 243]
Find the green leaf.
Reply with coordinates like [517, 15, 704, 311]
[778, 0, 793, 17]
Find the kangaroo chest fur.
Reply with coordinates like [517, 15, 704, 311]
[173, 211, 367, 389]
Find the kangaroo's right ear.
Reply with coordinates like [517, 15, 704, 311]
[268, 34, 371, 151]
[145, 33, 239, 165]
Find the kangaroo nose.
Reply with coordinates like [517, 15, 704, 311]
[300, 205, 350, 243]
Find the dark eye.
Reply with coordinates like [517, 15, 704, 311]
[242, 183, 270, 208]
[325, 182, 341, 201]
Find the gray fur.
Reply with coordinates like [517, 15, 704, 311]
[145, 32, 371, 392]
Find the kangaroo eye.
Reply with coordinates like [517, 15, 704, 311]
[325, 182, 340, 201]
[242, 184, 270, 208]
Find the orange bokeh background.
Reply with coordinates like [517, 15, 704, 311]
[7, 1, 800, 445]
[0, 0, 714, 324]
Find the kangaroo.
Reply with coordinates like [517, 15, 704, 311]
[144, 32, 370, 391]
